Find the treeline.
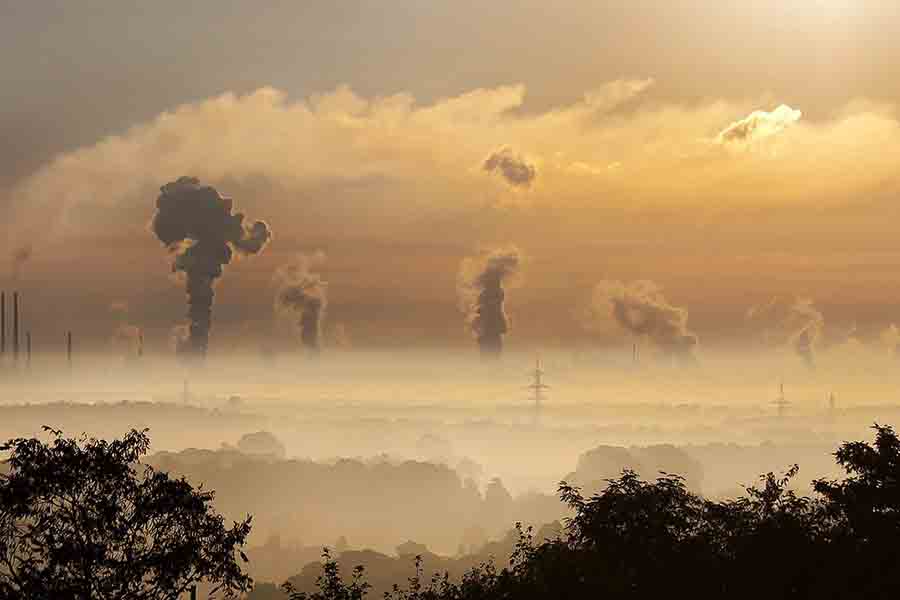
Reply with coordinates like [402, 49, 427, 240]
[2, 424, 899, 598]
[251, 425, 900, 599]
[151, 447, 564, 557]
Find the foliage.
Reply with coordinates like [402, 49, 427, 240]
[0, 427, 252, 600]
[283, 550, 370, 600]
[276, 424, 900, 600]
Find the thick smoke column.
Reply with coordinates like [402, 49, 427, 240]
[457, 246, 523, 358]
[274, 253, 327, 354]
[152, 176, 272, 358]
[746, 295, 823, 369]
[588, 280, 698, 361]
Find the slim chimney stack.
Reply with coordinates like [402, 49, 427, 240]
[26, 331, 31, 369]
[66, 331, 72, 369]
[12, 292, 19, 363]
[1, 291, 6, 357]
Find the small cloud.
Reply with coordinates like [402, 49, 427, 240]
[483, 147, 537, 188]
[717, 104, 802, 144]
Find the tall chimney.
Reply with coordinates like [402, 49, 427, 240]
[66, 331, 72, 369]
[26, 331, 31, 369]
[12, 292, 19, 362]
[1, 291, 5, 357]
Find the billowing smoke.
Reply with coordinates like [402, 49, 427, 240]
[483, 147, 536, 188]
[746, 295, 823, 369]
[112, 324, 144, 358]
[109, 301, 142, 358]
[717, 104, 802, 144]
[10, 244, 32, 280]
[274, 252, 328, 354]
[169, 324, 191, 356]
[151, 176, 272, 359]
[587, 280, 698, 361]
[457, 246, 523, 358]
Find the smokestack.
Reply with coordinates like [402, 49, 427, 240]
[457, 246, 523, 359]
[138, 332, 144, 359]
[26, 331, 31, 369]
[66, 331, 72, 369]
[1, 291, 5, 357]
[12, 292, 19, 363]
[152, 177, 272, 360]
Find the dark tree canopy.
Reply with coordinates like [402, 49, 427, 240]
[0, 428, 252, 600]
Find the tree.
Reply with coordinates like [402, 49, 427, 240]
[283, 550, 370, 600]
[0, 427, 253, 600]
[814, 424, 900, 597]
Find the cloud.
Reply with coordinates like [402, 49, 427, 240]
[717, 104, 802, 144]
[3, 81, 899, 261]
[483, 147, 536, 188]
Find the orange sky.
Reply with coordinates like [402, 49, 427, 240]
[2, 1, 900, 352]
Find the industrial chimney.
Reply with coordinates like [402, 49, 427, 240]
[1, 291, 5, 358]
[26, 331, 31, 370]
[12, 292, 19, 363]
[66, 331, 72, 369]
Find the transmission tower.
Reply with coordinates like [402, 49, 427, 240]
[528, 356, 550, 411]
[772, 381, 791, 418]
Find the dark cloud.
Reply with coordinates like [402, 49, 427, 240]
[151, 176, 272, 359]
[483, 147, 536, 188]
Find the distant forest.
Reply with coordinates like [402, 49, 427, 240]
[2, 423, 899, 598]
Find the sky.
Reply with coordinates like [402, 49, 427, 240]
[3, 1, 900, 354]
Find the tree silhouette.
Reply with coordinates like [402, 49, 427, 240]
[0, 427, 253, 600]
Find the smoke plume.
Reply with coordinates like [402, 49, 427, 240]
[169, 324, 191, 356]
[10, 244, 32, 281]
[483, 147, 536, 188]
[746, 295, 823, 369]
[151, 176, 272, 359]
[457, 246, 523, 358]
[274, 252, 328, 354]
[112, 324, 144, 358]
[109, 302, 143, 358]
[587, 280, 698, 361]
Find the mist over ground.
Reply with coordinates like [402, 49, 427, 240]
[3, 345, 897, 570]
